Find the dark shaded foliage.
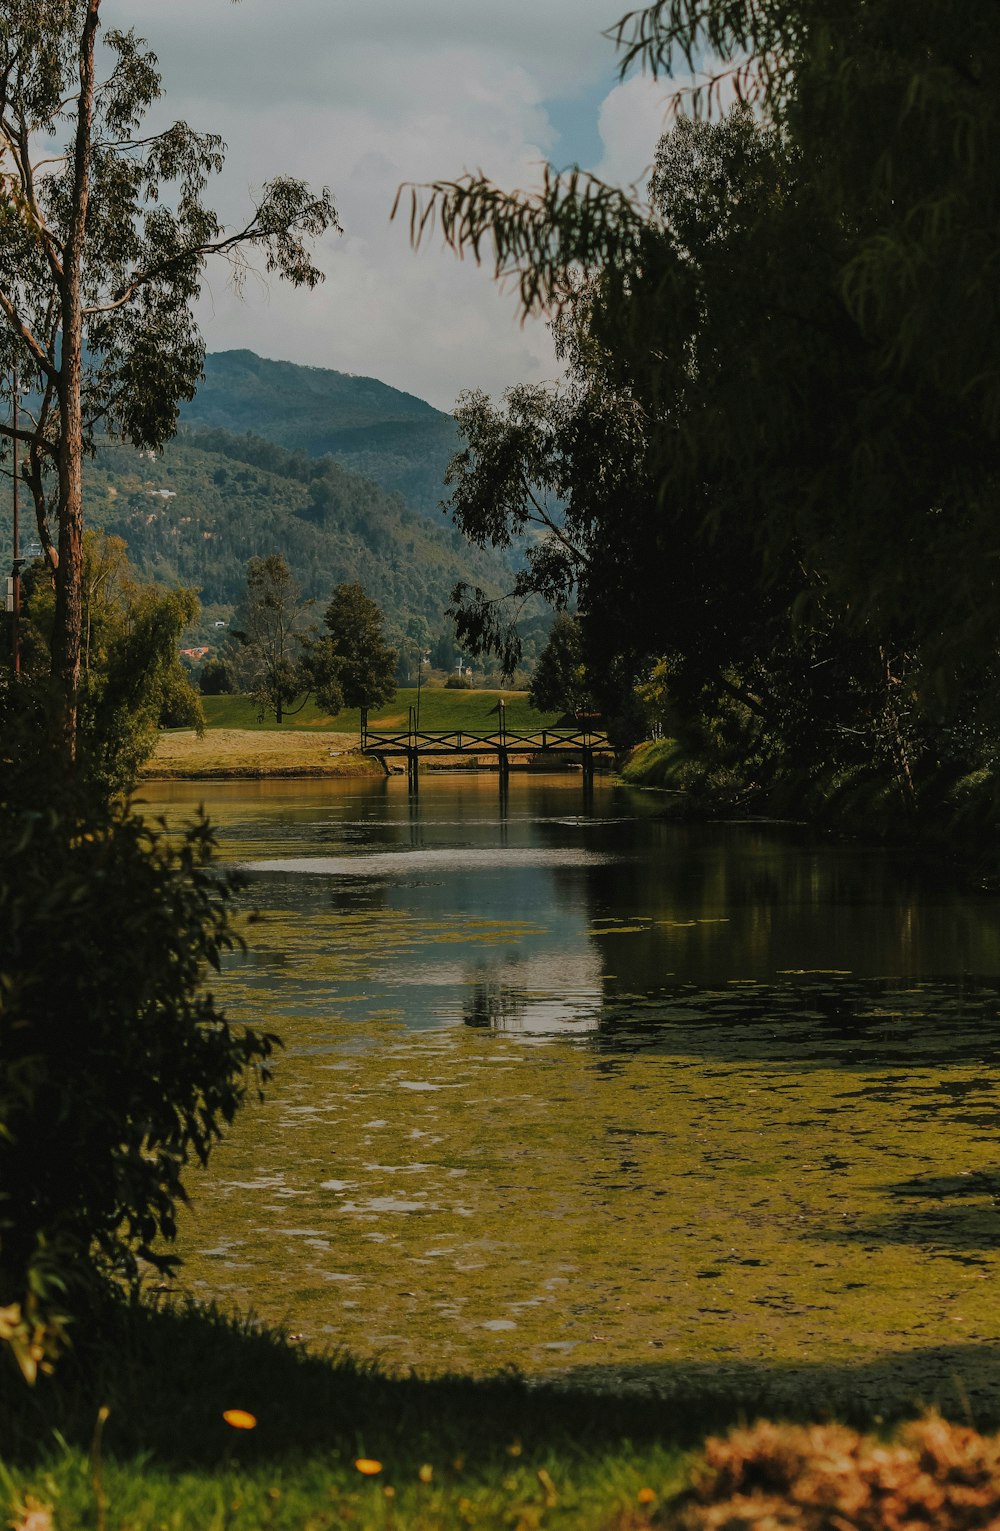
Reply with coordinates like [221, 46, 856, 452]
[0, 702, 278, 1377]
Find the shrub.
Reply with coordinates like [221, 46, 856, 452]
[199, 657, 237, 696]
[445, 672, 474, 689]
[0, 734, 278, 1381]
[680, 1415, 1000, 1530]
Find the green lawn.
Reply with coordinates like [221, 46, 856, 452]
[3, 1298, 984, 1531]
[200, 687, 564, 737]
[0, 1301, 690, 1531]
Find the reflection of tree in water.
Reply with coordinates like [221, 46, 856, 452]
[463, 976, 527, 1031]
[536, 804, 1000, 990]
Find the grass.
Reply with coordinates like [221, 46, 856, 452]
[0, 1299, 693, 1530]
[143, 726, 377, 779]
[5, 1300, 1000, 1531]
[199, 688, 564, 736]
[146, 689, 571, 779]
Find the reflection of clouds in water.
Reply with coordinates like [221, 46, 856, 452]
[465, 985, 601, 1034]
[461, 948, 603, 1035]
[365, 947, 604, 1034]
[309, 817, 631, 830]
[242, 847, 614, 876]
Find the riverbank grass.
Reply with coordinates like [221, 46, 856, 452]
[147, 688, 566, 778]
[6, 1299, 1000, 1531]
[0, 1300, 693, 1530]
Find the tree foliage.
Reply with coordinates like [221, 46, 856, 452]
[231, 553, 313, 723]
[412, 3, 1000, 823]
[303, 582, 397, 716]
[16, 532, 203, 794]
[529, 613, 590, 717]
[0, 2, 337, 754]
[0, 741, 278, 1380]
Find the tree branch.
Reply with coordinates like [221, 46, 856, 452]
[522, 478, 588, 564]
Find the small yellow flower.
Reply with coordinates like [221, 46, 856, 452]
[418, 1464, 433, 1484]
[355, 1458, 382, 1475]
[222, 1409, 257, 1430]
[637, 1486, 657, 1505]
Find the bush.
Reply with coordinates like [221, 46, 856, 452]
[681, 1415, 1000, 1530]
[0, 727, 278, 1381]
[445, 672, 474, 689]
[199, 657, 237, 695]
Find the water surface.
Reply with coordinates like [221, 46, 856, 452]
[143, 774, 1000, 1409]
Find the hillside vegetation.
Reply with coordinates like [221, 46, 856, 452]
[181, 349, 460, 515]
[82, 427, 516, 639]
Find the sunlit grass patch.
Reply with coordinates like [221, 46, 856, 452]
[6, 1300, 1000, 1529]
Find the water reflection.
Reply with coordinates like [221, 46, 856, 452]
[172, 772, 1000, 1054]
[139, 775, 1000, 1394]
[144, 774, 1000, 1053]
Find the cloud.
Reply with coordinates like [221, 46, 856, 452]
[95, 0, 663, 408]
[592, 75, 673, 194]
[107, 0, 620, 106]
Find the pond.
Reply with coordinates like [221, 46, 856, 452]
[142, 773, 1000, 1411]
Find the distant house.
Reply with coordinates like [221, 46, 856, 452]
[180, 647, 209, 662]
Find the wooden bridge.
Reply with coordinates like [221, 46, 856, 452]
[360, 705, 612, 788]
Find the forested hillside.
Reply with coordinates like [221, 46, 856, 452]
[82, 427, 515, 640]
[181, 350, 460, 515]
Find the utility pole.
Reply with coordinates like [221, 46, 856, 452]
[10, 362, 20, 675]
[416, 648, 429, 730]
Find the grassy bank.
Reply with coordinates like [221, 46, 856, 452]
[3, 1298, 991, 1531]
[199, 688, 562, 735]
[145, 689, 566, 779]
[143, 726, 380, 779]
[0, 1300, 690, 1530]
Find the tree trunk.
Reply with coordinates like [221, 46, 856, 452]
[50, 0, 101, 763]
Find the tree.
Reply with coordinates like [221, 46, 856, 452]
[430, 625, 457, 672]
[529, 613, 590, 716]
[0, 769, 278, 1379]
[17, 530, 204, 793]
[231, 554, 312, 723]
[0, 3, 337, 757]
[401, 4, 1000, 819]
[409, 4, 1000, 665]
[394, 613, 431, 686]
[304, 582, 396, 718]
[199, 656, 237, 696]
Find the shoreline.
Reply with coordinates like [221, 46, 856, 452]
[141, 725, 613, 782]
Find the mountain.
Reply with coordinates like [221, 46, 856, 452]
[180, 350, 461, 516]
[83, 426, 522, 650]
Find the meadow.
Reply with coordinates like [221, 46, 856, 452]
[146, 688, 567, 778]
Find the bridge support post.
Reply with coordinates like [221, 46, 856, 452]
[498, 749, 509, 798]
[407, 749, 419, 793]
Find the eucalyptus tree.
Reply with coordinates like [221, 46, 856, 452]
[0, 1, 338, 756]
[231, 554, 314, 724]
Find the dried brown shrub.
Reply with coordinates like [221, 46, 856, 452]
[677, 1414, 1000, 1531]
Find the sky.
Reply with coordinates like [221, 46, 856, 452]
[99, 0, 678, 412]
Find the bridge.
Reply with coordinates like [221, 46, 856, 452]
[360, 704, 612, 788]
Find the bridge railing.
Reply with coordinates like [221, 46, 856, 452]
[360, 724, 611, 755]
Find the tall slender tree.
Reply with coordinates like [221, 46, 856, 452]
[0, 3, 338, 756]
[231, 554, 313, 724]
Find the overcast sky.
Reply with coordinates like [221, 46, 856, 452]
[99, 0, 676, 411]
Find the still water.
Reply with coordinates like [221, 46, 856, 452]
[143, 774, 1000, 1409]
